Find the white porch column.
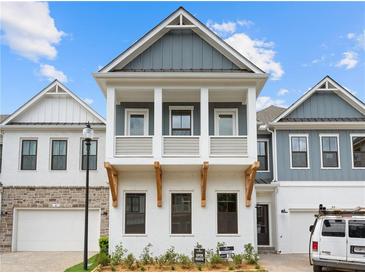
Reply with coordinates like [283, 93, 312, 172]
[200, 88, 209, 160]
[247, 87, 257, 159]
[153, 87, 163, 160]
[106, 86, 116, 160]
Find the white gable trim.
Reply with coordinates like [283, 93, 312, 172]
[272, 76, 365, 123]
[99, 7, 265, 74]
[1, 80, 106, 126]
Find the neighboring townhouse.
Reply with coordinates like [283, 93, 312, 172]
[94, 7, 267, 255]
[255, 76, 365, 254]
[0, 80, 108, 252]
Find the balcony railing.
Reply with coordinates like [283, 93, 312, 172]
[115, 136, 153, 157]
[210, 136, 248, 157]
[163, 136, 200, 157]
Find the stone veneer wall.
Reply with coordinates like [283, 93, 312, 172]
[0, 186, 109, 252]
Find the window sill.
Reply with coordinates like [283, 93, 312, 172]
[216, 234, 241, 237]
[169, 234, 194, 237]
[122, 234, 148, 237]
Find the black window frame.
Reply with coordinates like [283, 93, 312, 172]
[321, 219, 346, 237]
[171, 193, 192, 234]
[352, 136, 365, 168]
[257, 140, 269, 171]
[290, 136, 309, 168]
[81, 139, 97, 170]
[217, 193, 238, 234]
[51, 140, 67, 170]
[125, 193, 146, 234]
[170, 109, 192, 136]
[321, 136, 339, 168]
[21, 139, 37, 170]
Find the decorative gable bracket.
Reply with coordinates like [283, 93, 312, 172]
[244, 161, 260, 207]
[104, 162, 118, 207]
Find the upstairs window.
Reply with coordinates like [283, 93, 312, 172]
[217, 193, 238, 234]
[290, 135, 309, 168]
[170, 107, 193, 136]
[21, 140, 37, 170]
[214, 109, 238, 136]
[320, 135, 339, 168]
[125, 109, 149, 136]
[171, 193, 192, 234]
[257, 140, 269, 171]
[125, 193, 146, 234]
[81, 140, 97, 170]
[352, 135, 365, 168]
[51, 140, 67, 170]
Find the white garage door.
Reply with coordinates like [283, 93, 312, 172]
[14, 209, 100, 251]
[288, 211, 316, 253]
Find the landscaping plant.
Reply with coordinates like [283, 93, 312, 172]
[110, 243, 128, 267]
[98, 236, 109, 255]
[124, 253, 136, 270]
[140, 243, 154, 265]
[97, 251, 110, 266]
[243, 243, 259, 265]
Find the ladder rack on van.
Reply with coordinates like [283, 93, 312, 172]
[316, 204, 365, 216]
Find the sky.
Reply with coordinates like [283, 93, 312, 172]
[1, 1, 365, 117]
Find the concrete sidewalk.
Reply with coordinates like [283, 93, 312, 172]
[260, 253, 312, 272]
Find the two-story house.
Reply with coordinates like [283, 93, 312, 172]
[0, 80, 108, 252]
[255, 76, 365, 254]
[94, 7, 267, 255]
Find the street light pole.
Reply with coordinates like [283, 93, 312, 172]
[83, 122, 94, 270]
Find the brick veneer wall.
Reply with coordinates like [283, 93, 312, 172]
[0, 186, 109, 252]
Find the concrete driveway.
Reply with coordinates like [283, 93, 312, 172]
[260, 253, 312, 272]
[0, 251, 93, 272]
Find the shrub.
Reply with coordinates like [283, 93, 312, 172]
[197, 264, 202, 271]
[110, 243, 127, 266]
[159, 246, 178, 265]
[232, 254, 243, 266]
[140, 243, 154, 265]
[97, 251, 110, 266]
[99, 236, 109, 255]
[228, 264, 234, 271]
[140, 266, 145, 271]
[124, 253, 136, 270]
[243, 243, 259, 265]
[209, 254, 222, 268]
[177, 254, 192, 269]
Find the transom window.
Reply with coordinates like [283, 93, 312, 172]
[81, 140, 97, 170]
[125, 109, 149, 136]
[320, 135, 339, 168]
[257, 140, 269, 171]
[125, 193, 146, 234]
[51, 140, 67, 170]
[170, 107, 193, 136]
[171, 193, 192, 234]
[21, 140, 37, 170]
[290, 135, 309, 168]
[351, 135, 365, 168]
[214, 109, 238, 136]
[217, 193, 238, 234]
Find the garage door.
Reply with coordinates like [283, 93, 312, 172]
[14, 209, 100, 251]
[288, 211, 316, 253]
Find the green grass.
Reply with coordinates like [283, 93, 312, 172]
[64, 254, 99, 272]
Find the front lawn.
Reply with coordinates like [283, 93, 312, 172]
[64, 254, 99, 272]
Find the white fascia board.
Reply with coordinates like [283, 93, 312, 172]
[270, 121, 365, 130]
[273, 76, 365, 123]
[1, 124, 106, 131]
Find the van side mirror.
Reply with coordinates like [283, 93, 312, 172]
[309, 225, 314, 232]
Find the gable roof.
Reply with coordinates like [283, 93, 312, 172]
[272, 76, 365, 124]
[1, 80, 106, 127]
[98, 7, 265, 74]
[257, 105, 286, 124]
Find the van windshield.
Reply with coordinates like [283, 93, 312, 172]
[322, 219, 345, 237]
[349, 220, 365, 238]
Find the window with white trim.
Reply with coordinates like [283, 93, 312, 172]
[125, 109, 149, 136]
[171, 193, 192, 234]
[320, 135, 339, 168]
[217, 193, 238, 234]
[290, 135, 309, 168]
[352, 136, 365, 168]
[125, 193, 146, 234]
[257, 140, 269, 171]
[214, 109, 238, 136]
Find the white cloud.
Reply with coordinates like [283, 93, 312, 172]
[83, 98, 94, 105]
[256, 96, 286, 111]
[347, 30, 365, 50]
[206, 19, 253, 36]
[39, 64, 68, 83]
[277, 88, 289, 96]
[237, 20, 254, 27]
[0, 2, 65, 61]
[336, 51, 358, 70]
[225, 33, 284, 80]
[347, 33, 355, 39]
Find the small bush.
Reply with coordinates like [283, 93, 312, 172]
[140, 243, 154, 265]
[177, 254, 192, 269]
[232, 253, 243, 266]
[243, 243, 259, 265]
[124, 253, 136, 270]
[197, 264, 202, 271]
[140, 266, 146, 271]
[228, 264, 234, 271]
[97, 251, 110, 266]
[159, 246, 178, 265]
[209, 254, 222, 268]
[99, 236, 109, 255]
[110, 243, 127, 266]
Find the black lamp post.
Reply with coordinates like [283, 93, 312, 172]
[83, 122, 94, 270]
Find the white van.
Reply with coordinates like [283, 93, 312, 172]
[309, 206, 365, 272]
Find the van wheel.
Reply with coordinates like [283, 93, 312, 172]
[313, 265, 322, 272]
